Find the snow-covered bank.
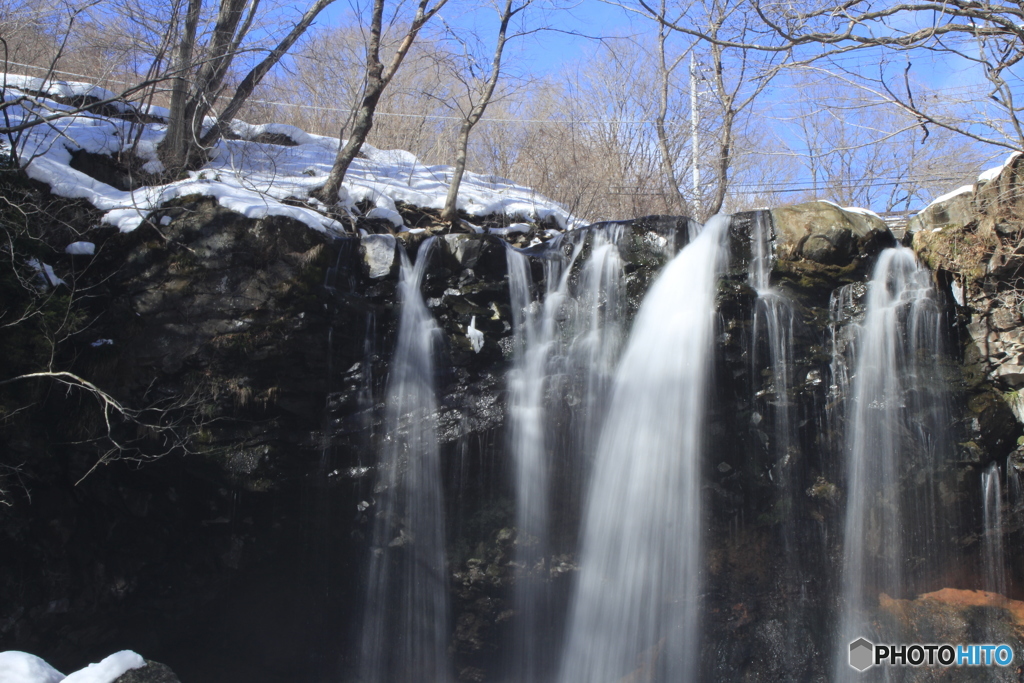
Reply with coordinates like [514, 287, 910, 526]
[0, 650, 145, 683]
[2, 74, 574, 235]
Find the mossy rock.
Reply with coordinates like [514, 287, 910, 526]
[912, 222, 994, 283]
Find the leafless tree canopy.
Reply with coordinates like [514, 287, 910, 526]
[0, 0, 1007, 221]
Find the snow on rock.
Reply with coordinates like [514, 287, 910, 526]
[929, 184, 974, 208]
[65, 241, 96, 255]
[5, 73, 573, 239]
[2, 75, 119, 104]
[489, 222, 531, 236]
[365, 207, 404, 228]
[978, 152, 1022, 184]
[361, 234, 397, 279]
[840, 205, 881, 219]
[26, 259, 65, 287]
[820, 200, 882, 220]
[61, 651, 146, 683]
[364, 193, 404, 228]
[466, 316, 484, 353]
[228, 121, 318, 146]
[0, 651, 64, 683]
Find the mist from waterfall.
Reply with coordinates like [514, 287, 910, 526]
[361, 238, 450, 683]
[557, 216, 730, 683]
[833, 247, 951, 681]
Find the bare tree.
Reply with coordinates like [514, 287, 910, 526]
[626, 0, 792, 218]
[158, 0, 338, 173]
[439, 0, 535, 225]
[652, 0, 690, 213]
[633, 0, 1024, 152]
[264, 27, 466, 163]
[779, 67, 987, 210]
[313, 0, 449, 205]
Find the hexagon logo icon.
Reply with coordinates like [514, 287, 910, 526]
[849, 638, 874, 671]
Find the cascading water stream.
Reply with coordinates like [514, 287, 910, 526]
[504, 225, 628, 681]
[747, 212, 802, 674]
[361, 238, 450, 683]
[558, 216, 730, 683]
[982, 462, 1007, 599]
[505, 235, 579, 682]
[748, 213, 796, 504]
[833, 247, 950, 681]
[565, 225, 628, 511]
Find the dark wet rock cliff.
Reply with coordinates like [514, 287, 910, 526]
[2, 163, 1023, 683]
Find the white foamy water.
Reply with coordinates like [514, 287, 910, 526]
[557, 215, 730, 683]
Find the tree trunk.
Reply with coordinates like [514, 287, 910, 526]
[315, 81, 384, 204]
[200, 0, 336, 149]
[160, 0, 201, 174]
[439, 0, 519, 226]
[707, 109, 733, 215]
[440, 122, 473, 225]
[653, 3, 686, 214]
[314, 0, 448, 205]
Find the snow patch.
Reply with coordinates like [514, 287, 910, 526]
[489, 222, 531, 236]
[3, 75, 119, 104]
[365, 207, 404, 228]
[929, 184, 973, 208]
[466, 316, 484, 353]
[821, 200, 882, 220]
[6, 72, 574, 241]
[229, 121, 318, 146]
[65, 241, 95, 255]
[0, 651, 64, 683]
[978, 152, 1022, 183]
[61, 651, 146, 683]
[26, 259, 65, 287]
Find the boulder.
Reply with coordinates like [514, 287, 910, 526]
[361, 233, 397, 279]
[770, 201, 891, 265]
[907, 185, 975, 234]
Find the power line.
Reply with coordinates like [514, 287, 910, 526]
[0, 65, 999, 197]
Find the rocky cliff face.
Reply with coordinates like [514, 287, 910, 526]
[2, 170, 1022, 682]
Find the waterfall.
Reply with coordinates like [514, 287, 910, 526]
[557, 216, 730, 683]
[748, 212, 801, 674]
[749, 212, 796, 502]
[505, 235, 579, 682]
[565, 224, 628, 513]
[504, 224, 628, 681]
[361, 238, 450, 683]
[833, 247, 950, 680]
[982, 462, 1007, 598]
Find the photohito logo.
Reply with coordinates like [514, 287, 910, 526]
[849, 638, 1014, 670]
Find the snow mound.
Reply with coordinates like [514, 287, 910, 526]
[929, 184, 973, 207]
[820, 200, 883, 221]
[61, 651, 145, 683]
[3, 75, 138, 116]
[4, 73, 574, 236]
[0, 650, 147, 683]
[3, 74, 119, 104]
[978, 152, 1022, 184]
[65, 241, 96, 255]
[0, 651, 64, 683]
